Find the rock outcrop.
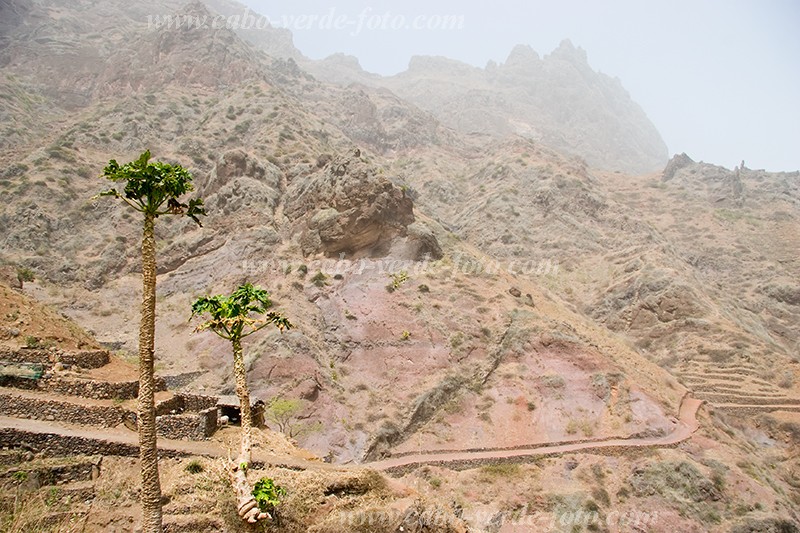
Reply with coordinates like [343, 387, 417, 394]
[662, 152, 695, 181]
[202, 150, 282, 214]
[285, 151, 416, 257]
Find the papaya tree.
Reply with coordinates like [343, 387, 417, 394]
[191, 283, 293, 522]
[96, 150, 205, 533]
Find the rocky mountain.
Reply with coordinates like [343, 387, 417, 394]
[305, 41, 668, 174]
[0, 0, 798, 531]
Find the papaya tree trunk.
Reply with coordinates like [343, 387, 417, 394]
[232, 335, 253, 461]
[139, 212, 162, 533]
[230, 334, 269, 523]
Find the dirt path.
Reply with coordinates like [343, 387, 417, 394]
[0, 396, 705, 473]
[369, 396, 704, 472]
[0, 415, 345, 472]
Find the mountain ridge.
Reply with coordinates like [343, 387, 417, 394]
[0, 0, 798, 531]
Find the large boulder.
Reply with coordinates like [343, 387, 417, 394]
[285, 151, 417, 257]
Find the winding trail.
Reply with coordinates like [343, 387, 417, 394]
[0, 415, 332, 472]
[0, 396, 705, 473]
[371, 396, 703, 473]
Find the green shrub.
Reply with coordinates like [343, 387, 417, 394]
[185, 460, 204, 474]
[16, 266, 35, 283]
[479, 463, 521, 478]
[252, 477, 286, 513]
[24, 336, 40, 348]
[449, 332, 465, 349]
[386, 271, 409, 292]
[540, 374, 566, 389]
[311, 271, 328, 287]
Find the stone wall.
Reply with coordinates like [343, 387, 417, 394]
[56, 350, 110, 369]
[0, 348, 111, 369]
[0, 392, 131, 428]
[0, 450, 27, 467]
[43, 377, 141, 400]
[155, 393, 218, 416]
[0, 374, 166, 400]
[0, 348, 51, 365]
[0, 428, 184, 459]
[0, 375, 38, 390]
[154, 393, 220, 440]
[182, 394, 219, 412]
[155, 395, 184, 416]
[157, 408, 217, 441]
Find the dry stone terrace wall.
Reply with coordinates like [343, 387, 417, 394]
[155, 394, 184, 416]
[56, 350, 109, 369]
[0, 348, 51, 365]
[0, 428, 184, 459]
[0, 450, 28, 467]
[155, 393, 218, 416]
[0, 347, 110, 369]
[0, 392, 131, 428]
[43, 377, 142, 400]
[181, 394, 219, 412]
[0, 374, 166, 400]
[157, 408, 217, 441]
[155, 394, 220, 440]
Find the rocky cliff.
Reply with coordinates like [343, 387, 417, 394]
[307, 40, 668, 174]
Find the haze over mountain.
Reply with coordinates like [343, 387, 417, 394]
[305, 41, 667, 173]
[0, 0, 798, 531]
[240, 0, 800, 172]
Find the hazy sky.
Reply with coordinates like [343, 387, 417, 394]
[240, 0, 800, 172]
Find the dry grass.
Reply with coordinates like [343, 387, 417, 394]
[0, 491, 84, 533]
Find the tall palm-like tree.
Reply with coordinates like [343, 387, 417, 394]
[191, 283, 292, 522]
[97, 150, 205, 533]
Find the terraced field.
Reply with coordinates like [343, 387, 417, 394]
[675, 359, 800, 414]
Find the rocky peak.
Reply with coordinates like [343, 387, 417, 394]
[180, 0, 213, 19]
[504, 44, 541, 68]
[374, 41, 668, 173]
[322, 53, 364, 71]
[548, 38, 589, 65]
